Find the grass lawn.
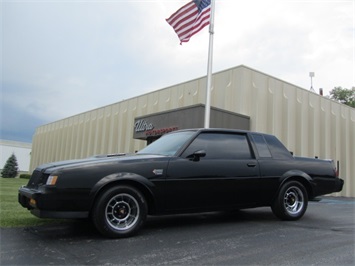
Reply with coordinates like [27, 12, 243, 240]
[0, 178, 67, 228]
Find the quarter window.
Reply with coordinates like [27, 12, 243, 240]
[251, 134, 272, 158]
[264, 135, 293, 159]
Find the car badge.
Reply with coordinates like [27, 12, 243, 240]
[153, 169, 163, 175]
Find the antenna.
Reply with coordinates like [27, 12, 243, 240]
[309, 72, 315, 92]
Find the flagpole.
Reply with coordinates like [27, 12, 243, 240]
[204, 0, 215, 128]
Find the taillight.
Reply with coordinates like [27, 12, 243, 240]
[332, 160, 339, 177]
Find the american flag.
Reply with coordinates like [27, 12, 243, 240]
[166, 0, 211, 44]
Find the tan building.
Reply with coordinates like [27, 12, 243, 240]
[30, 65, 355, 197]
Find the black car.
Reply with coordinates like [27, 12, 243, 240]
[19, 129, 344, 238]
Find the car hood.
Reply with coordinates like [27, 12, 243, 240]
[35, 153, 167, 172]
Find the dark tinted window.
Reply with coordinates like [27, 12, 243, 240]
[182, 133, 252, 159]
[264, 135, 293, 159]
[252, 134, 272, 158]
[138, 131, 195, 156]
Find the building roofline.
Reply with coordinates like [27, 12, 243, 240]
[0, 140, 32, 149]
[34, 64, 354, 129]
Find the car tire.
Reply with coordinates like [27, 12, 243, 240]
[92, 185, 147, 238]
[271, 181, 308, 221]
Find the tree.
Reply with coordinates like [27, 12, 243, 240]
[329, 87, 355, 108]
[1, 153, 19, 178]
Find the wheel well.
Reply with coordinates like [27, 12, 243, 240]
[90, 180, 156, 216]
[282, 176, 314, 199]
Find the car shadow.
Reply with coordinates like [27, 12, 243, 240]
[145, 207, 276, 229]
[22, 207, 277, 239]
[23, 219, 102, 240]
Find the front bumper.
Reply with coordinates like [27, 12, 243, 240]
[18, 186, 39, 209]
[18, 186, 89, 219]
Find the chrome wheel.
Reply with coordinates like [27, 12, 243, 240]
[92, 186, 147, 238]
[284, 186, 304, 216]
[271, 181, 308, 221]
[105, 193, 140, 231]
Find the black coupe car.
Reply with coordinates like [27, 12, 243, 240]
[19, 129, 344, 238]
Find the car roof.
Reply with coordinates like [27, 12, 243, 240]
[173, 128, 256, 135]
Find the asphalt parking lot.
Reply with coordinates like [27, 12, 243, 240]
[1, 197, 354, 265]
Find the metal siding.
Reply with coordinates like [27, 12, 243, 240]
[30, 66, 354, 197]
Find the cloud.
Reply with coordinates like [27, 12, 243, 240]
[1, 0, 354, 143]
[212, 0, 354, 90]
[0, 96, 48, 142]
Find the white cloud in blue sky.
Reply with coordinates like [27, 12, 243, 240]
[1, 0, 354, 142]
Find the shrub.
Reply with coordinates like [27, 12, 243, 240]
[19, 174, 31, 179]
[1, 154, 18, 178]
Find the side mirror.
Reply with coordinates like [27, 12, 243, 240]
[187, 150, 206, 161]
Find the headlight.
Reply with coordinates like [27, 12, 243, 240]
[46, 175, 58, 185]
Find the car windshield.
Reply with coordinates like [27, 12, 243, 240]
[137, 131, 195, 156]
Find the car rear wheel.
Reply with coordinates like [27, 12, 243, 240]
[92, 186, 147, 238]
[271, 181, 308, 221]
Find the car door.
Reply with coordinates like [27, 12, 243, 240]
[164, 132, 260, 212]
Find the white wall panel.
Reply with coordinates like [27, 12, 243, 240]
[0, 140, 31, 172]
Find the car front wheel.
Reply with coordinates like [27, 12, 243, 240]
[92, 186, 147, 238]
[271, 181, 308, 221]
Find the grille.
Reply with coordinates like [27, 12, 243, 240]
[27, 170, 48, 189]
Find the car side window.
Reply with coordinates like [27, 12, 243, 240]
[251, 134, 272, 158]
[182, 132, 252, 159]
[264, 135, 293, 159]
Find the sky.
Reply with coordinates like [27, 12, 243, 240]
[1, 0, 354, 143]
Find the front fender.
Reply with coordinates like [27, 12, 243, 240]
[88, 172, 156, 210]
